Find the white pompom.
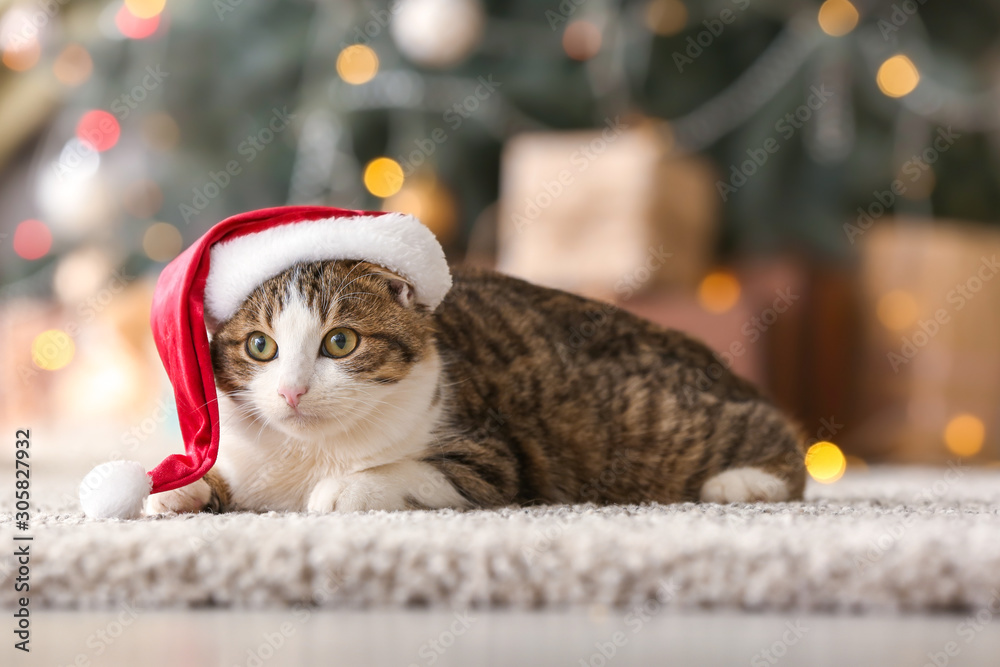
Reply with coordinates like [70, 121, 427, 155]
[79, 461, 151, 519]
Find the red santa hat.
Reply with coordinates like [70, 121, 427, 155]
[79, 205, 451, 519]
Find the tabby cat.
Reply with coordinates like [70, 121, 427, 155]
[147, 261, 805, 514]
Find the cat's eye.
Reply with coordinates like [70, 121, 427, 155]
[245, 332, 278, 361]
[322, 328, 359, 358]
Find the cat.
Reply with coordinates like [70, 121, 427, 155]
[146, 260, 806, 515]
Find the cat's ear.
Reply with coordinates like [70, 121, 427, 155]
[204, 311, 222, 335]
[385, 275, 416, 308]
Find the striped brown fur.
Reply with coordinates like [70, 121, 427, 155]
[202, 260, 806, 511]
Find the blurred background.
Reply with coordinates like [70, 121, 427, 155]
[2, 0, 999, 490]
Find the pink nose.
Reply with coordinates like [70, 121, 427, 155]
[278, 386, 308, 408]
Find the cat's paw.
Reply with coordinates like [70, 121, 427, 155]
[145, 479, 211, 515]
[307, 472, 407, 513]
[700, 467, 789, 503]
[306, 461, 467, 513]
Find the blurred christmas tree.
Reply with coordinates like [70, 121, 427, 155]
[2, 0, 999, 289]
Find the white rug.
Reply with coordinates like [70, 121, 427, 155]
[2, 464, 998, 612]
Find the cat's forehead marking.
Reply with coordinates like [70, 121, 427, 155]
[271, 289, 325, 344]
[233, 260, 392, 333]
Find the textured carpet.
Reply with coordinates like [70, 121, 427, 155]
[2, 464, 999, 612]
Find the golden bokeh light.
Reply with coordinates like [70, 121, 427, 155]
[53, 44, 94, 86]
[336, 45, 379, 85]
[944, 414, 985, 457]
[697, 271, 741, 314]
[877, 55, 920, 98]
[845, 455, 869, 472]
[563, 21, 602, 61]
[383, 176, 458, 243]
[363, 157, 405, 198]
[143, 222, 183, 262]
[125, 0, 166, 19]
[2, 39, 41, 72]
[876, 289, 919, 331]
[31, 330, 76, 371]
[644, 0, 688, 36]
[805, 441, 847, 483]
[817, 0, 859, 37]
[141, 112, 181, 150]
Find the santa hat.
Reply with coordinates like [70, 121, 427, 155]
[79, 205, 451, 519]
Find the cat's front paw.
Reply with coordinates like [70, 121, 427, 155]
[307, 472, 407, 513]
[145, 479, 211, 515]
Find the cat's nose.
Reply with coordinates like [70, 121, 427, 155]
[278, 385, 308, 408]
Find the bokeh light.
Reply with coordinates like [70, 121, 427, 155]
[805, 441, 847, 483]
[13, 219, 53, 260]
[817, 0, 859, 37]
[141, 112, 181, 150]
[336, 45, 379, 85]
[877, 55, 920, 98]
[32, 330, 76, 371]
[944, 414, 985, 457]
[363, 157, 405, 198]
[645, 0, 688, 37]
[697, 271, 741, 314]
[57, 138, 102, 180]
[899, 165, 936, 200]
[125, 0, 166, 19]
[143, 222, 183, 262]
[53, 248, 114, 304]
[53, 44, 94, 86]
[2, 38, 40, 71]
[383, 176, 458, 243]
[76, 110, 121, 152]
[123, 180, 164, 218]
[845, 455, 869, 472]
[563, 21, 602, 61]
[115, 4, 162, 40]
[876, 289, 919, 331]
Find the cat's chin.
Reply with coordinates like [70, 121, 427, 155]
[271, 411, 327, 438]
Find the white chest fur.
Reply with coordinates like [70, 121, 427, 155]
[214, 354, 449, 511]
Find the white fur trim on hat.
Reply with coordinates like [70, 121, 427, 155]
[204, 213, 452, 323]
